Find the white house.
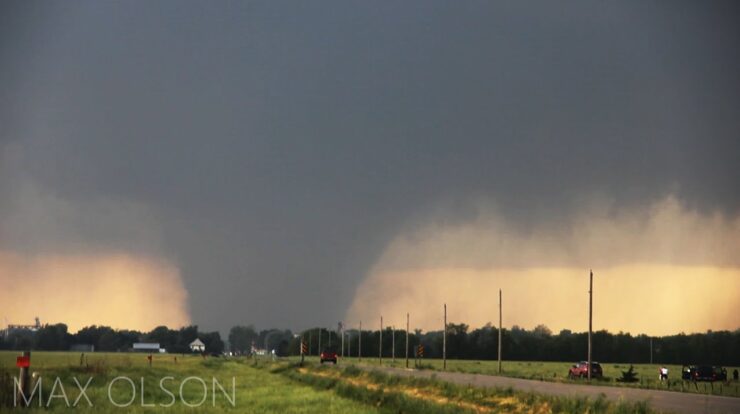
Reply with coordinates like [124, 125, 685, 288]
[189, 338, 205, 352]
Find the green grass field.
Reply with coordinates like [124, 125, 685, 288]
[330, 356, 740, 398]
[0, 352, 379, 413]
[1, 351, 661, 413]
[270, 360, 654, 414]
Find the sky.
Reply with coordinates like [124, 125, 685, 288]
[1, 1, 739, 336]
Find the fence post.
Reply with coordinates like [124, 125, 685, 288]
[16, 351, 31, 407]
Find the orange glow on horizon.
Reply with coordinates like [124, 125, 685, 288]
[0, 252, 191, 332]
[345, 196, 740, 335]
[345, 265, 740, 336]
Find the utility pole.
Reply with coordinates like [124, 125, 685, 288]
[392, 325, 395, 363]
[380, 316, 383, 365]
[498, 289, 502, 374]
[650, 337, 653, 365]
[443, 303, 447, 371]
[405, 313, 410, 368]
[359, 321, 362, 362]
[588, 270, 593, 381]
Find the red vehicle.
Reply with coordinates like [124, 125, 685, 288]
[568, 361, 603, 379]
[320, 347, 337, 364]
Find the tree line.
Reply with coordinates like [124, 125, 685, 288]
[0, 324, 225, 354]
[2, 322, 737, 366]
[291, 324, 739, 366]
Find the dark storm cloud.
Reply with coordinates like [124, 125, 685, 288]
[1, 1, 739, 332]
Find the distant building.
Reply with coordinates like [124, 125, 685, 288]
[189, 338, 205, 352]
[70, 344, 95, 352]
[250, 344, 266, 356]
[132, 343, 165, 353]
[2, 317, 41, 338]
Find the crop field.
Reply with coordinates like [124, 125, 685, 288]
[332, 357, 740, 398]
[1, 351, 658, 413]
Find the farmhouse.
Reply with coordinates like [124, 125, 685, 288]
[189, 338, 206, 352]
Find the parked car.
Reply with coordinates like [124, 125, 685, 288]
[320, 347, 337, 364]
[690, 365, 727, 381]
[568, 361, 603, 379]
[684, 365, 727, 381]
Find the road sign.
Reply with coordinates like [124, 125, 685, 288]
[16, 355, 30, 368]
[301, 341, 308, 355]
[416, 344, 424, 358]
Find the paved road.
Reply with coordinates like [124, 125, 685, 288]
[355, 365, 739, 414]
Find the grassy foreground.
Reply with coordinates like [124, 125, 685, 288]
[1, 351, 659, 413]
[262, 360, 655, 414]
[326, 357, 740, 398]
[0, 351, 379, 413]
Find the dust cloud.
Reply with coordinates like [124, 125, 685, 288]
[346, 196, 740, 335]
[0, 252, 191, 332]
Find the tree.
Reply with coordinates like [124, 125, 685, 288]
[201, 331, 225, 354]
[76, 325, 127, 351]
[34, 324, 70, 350]
[447, 323, 469, 359]
[617, 365, 639, 383]
[533, 324, 552, 337]
[98, 330, 121, 351]
[146, 326, 177, 350]
[173, 326, 199, 353]
[7, 330, 34, 350]
[116, 329, 142, 350]
[229, 326, 258, 354]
